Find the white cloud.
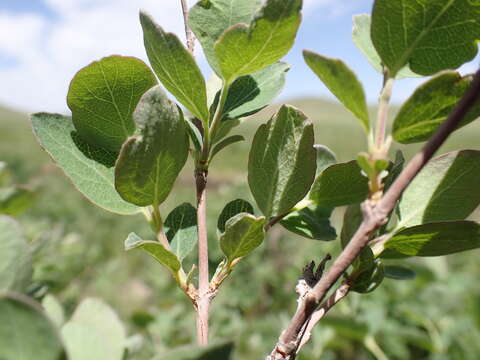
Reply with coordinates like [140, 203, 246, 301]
[0, 0, 191, 112]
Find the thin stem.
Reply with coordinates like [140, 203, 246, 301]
[268, 68, 480, 360]
[195, 168, 209, 345]
[374, 75, 394, 151]
[152, 206, 170, 249]
[180, 0, 195, 53]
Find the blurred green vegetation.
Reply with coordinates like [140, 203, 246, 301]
[1, 98, 479, 359]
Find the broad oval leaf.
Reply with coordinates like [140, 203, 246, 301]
[384, 265, 416, 280]
[371, 0, 480, 76]
[314, 144, 336, 177]
[214, 0, 302, 82]
[340, 204, 363, 249]
[115, 86, 189, 207]
[0, 186, 35, 216]
[189, 0, 261, 75]
[67, 55, 157, 152]
[220, 213, 266, 263]
[220, 62, 290, 120]
[0, 216, 32, 292]
[393, 72, 480, 144]
[280, 204, 336, 241]
[164, 203, 198, 261]
[397, 150, 480, 229]
[309, 161, 369, 208]
[248, 105, 316, 218]
[62, 298, 126, 360]
[42, 294, 65, 328]
[155, 342, 234, 360]
[140, 11, 209, 122]
[352, 14, 420, 79]
[385, 221, 480, 257]
[303, 50, 369, 131]
[125, 233, 181, 273]
[351, 260, 384, 294]
[217, 199, 254, 233]
[0, 293, 65, 360]
[31, 113, 140, 215]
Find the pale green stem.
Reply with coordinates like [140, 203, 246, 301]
[375, 76, 394, 153]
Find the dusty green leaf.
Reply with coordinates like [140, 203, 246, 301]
[397, 150, 480, 228]
[248, 105, 316, 218]
[384, 265, 416, 280]
[351, 260, 384, 294]
[220, 62, 289, 119]
[352, 14, 420, 79]
[220, 213, 266, 263]
[189, 0, 261, 75]
[164, 203, 197, 261]
[310, 160, 369, 207]
[42, 294, 65, 328]
[156, 342, 234, 360]
[371, 0, 480, 76]
[31, 113, 140, 215]
[67, 55, 157, 152]
[115, 86, 189, 207]
[340, 204, 363, 248]
[280, 204, 336, 241]
[314, 144, 336, 176]
[214, 0, 302, 82]
[62, 298, 126, 360]
[125, 233, 181, 273]
[140, 11, 209, 122]
[0, 215, 32, 292]
[217, 199, 254, 233]
[386, 221, 480, 256]
[210, 135, 245, 161]
[0, 186, 35, 216]
[384, 150, 405, 191]
[303, 50, 369, 131]
[0, 293, 65, 360]
[186, 118, 203, 152]
[393, 72, 480, 144]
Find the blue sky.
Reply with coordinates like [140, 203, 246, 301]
[0, 0, 477, 113]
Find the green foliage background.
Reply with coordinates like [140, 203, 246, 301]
[1, 98, 480, 359]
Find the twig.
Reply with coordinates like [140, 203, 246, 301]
[268, 68, 480, 360]
[195, 168, 209, 345]
[375, 73, 394, 150]
[180, 0, 195, 53]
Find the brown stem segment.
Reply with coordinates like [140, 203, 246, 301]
[195, 168, 209, 345]
[268, 68, 480, 360]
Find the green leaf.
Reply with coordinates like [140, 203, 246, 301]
[186, 118, 203, 152]
[384, 265, 416, 280]
[397, 150, 480, 228]
[314, 144, 336, 176]
[352, 14, 420, 79]
[62, 298, 126, 360]
[221, 62, 289, 119]
[385, 221, 480, 257]
[125, 233, 181, 273]
[140, 11, 209, 122]
[217, 199, 255, 233]
[303, 50, 369, 131]
[0, 293, 65, 360]
[164, 203, 197, 261]
[67, 55, 157, 152]
[310, 161, 369, 207]
[42, 294, 65, 328]
[248, 105, 316, 218]
[0, 186, 35, 216]
[371, 0, 480, 76]
[280, 204, 336, 241]
[155, 342, 234, 360]
[340, 204, 363, 248]
[115, 86, 189, 207]
[210, 135, 245, 161]
[384, 150, 405, 191]
[393, 72, 480, 144]
[220, 213, 266, 263]
[0, 215, 32, 292]
[189, 0, 261, 75]
[31, 113, 140, 215]
[214, 0, 302, 82]
[351, 260, 384, 294]
[212, 118, 241, 144]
